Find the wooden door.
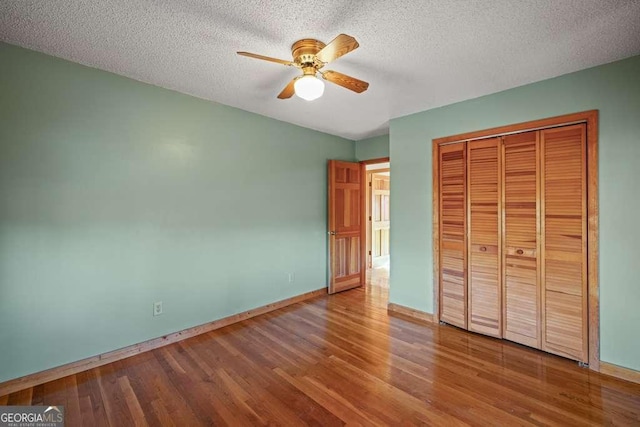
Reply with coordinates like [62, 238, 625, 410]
[328, 160, 365, 294]
[439, 143, 467, 328]
[372, 173, 390, 267]
[541, 124, 588, 362]
[434, 111, 598, 366]
[502, 131, 541, 348]
[467, 138, 501, 337]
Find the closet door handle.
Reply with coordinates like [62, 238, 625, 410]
[516, 249, 524, 255]
[480, 246, 487, 252]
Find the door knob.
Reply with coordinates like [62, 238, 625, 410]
[516, 249, 524, 255]
[480, 246, 487, 252]
[328, 231, 337, 235]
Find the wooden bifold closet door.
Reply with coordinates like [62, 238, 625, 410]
[502, 131, 541, 349]
[541, 124, 588, 362]
[435, 120, 590, 364]
[467, 138, 501, 337]
[438, 143, 467, 328]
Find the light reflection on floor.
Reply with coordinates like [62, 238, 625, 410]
[365, 263, 389, 308]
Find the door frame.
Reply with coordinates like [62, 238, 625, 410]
[432, 110, 600, 370]
[362, 157, 391, 270]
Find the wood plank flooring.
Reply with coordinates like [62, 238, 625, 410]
[2, 276, 639, 426]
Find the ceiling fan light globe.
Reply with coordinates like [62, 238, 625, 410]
[294, 75, 324, 101]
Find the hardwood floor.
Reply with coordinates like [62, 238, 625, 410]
[1, 280, 639, 426]
[366, 264, 389, 289]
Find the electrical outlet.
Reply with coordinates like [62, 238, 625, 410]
[288, 272, 295, 283]
[153, 301, 163, 316]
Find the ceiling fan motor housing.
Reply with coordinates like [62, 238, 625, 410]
[291, 39, 326, 69]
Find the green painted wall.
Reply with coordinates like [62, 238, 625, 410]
[0, 43, 354, 383]
[355, 134, 389, 161]
[389, 55, 640, 371]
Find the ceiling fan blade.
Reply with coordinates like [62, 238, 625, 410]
[237, 51, 294, 66]
[322, 70, 369, 93]
[316, 34, 359, 64]
[277, 78, 297, 99]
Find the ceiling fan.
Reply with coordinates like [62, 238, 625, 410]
[237, 34, 369, 101]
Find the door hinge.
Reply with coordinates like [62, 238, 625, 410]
[369, 215, 372, 221]
[369, 182, 372, 186]
[368, 250, 372, 255]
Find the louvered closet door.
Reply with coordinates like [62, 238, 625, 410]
[541, 125, 588, 362]
[439, 143, 467, 328]
[502, 131, 541, 349]
[467, 138, 501, 337]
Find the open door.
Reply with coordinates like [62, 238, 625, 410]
[328, 160, 366, 294]
[371, 172, 390, 268]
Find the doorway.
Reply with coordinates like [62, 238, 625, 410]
[365, 159, 390, 289]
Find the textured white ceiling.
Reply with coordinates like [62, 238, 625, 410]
[2, 1, 640, 140]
